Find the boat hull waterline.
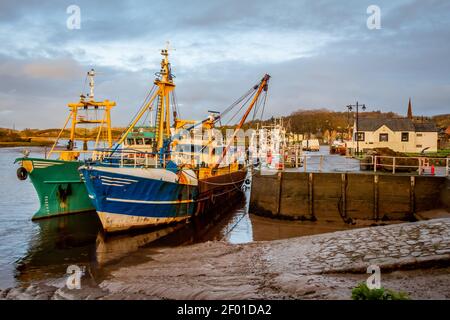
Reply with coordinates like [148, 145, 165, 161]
[79, 165, 247, 233]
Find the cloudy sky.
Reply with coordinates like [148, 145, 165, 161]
[0, 0, 449, 129]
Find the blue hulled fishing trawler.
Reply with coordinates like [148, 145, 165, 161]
[80, 47, 270, 233]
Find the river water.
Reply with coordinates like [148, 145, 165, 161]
[0, 146, 352, 289]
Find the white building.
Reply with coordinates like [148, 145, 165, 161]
[348, 117, 438, 153]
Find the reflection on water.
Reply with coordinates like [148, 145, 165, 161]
[15, 212, 101, 285]
[13, 199, 254, 287]
[1, 146, 353, 289]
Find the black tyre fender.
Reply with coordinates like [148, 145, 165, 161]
[17, 167, 28, 180]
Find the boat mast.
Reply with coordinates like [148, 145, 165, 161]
[114, 45, 175, 151]
[155, 44, 175, 150]
[47, 69, 116, 159]
[88, 69, 95, 101]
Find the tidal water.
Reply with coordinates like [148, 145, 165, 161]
[0, 146, 350, 289]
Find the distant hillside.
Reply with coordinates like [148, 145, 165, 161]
[240, 109, 401, 136]
[0, 128, 27, 142]
[17, 128, 125, 140]
[432, 114, 450, 129]
[246, 109, 450, 133]
[0, 127, 124, 147]
[2, 111, 448, 144]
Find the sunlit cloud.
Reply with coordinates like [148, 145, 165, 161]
[0, 0, 449, 128]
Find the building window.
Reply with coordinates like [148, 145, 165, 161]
[416, 144, 422, 148]
[379, 133, 389, 142]
[416, 133, 423, 137]
[401, 132, 409, 142]
[355, 132, 365, 141]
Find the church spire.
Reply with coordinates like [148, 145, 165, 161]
[407, 97, 413, 119]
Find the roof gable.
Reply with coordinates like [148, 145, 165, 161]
[357, 118, 415, 132]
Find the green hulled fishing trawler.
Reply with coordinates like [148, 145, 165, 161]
[15, 70, 116, 220]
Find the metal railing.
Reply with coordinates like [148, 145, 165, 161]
[293, 154, 449, 176]
[90, 149, 245, 169]
[371, 155, 449, 176]
[91, 149, 166, 168]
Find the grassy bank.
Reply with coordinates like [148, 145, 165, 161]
[405, 149, 450, 158]
[0, 140, 54, 148]
[0, 129, 55, 148]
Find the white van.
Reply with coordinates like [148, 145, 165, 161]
[301, 139, 320, 151]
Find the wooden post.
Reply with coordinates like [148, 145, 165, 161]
[410, 176, 415, 217]
[393, 157, 396, 174]
[373, 175, 379, 220]
[308, 173, 314, 218]
[276, 171, 283, 215]
[341, 173, 347, 218]
[446, 158, 449, 177]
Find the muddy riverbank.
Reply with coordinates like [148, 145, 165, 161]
[2, 218, 449, 300]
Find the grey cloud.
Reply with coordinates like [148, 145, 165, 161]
[0, 0, 449, 129]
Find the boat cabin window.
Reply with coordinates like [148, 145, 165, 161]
[144, 138, 153, 145]
[175, 144, 209, 154]
[136, 138, 144, 145]
[126, 138, 134, 145]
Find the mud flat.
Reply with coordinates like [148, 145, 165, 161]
[2, 218, 450, 300]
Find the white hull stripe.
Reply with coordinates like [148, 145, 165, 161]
[99, 175, 138, 183]
[106, 197, 195, 204]
[100, 178, 133, 185]
[83, 166, 197, 186]
[33, 162, 63, 165]
[32, 161, 64, 169]
[33, 165, 57, 168]
[102, 182, 127, 187]
[33, 161, 63, 164]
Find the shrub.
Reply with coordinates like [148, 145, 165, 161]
[351, 282, 410, 300]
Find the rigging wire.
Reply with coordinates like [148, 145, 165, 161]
[114, 84, 157, 145]
[223, 90, 257, 126]
[172, 91, 180, 119]
[260, 90, 268, 121]
[219, 86, 257, 119]
[81, 73, 88, 97]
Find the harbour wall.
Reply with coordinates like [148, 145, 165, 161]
[249, 171, 449, 223]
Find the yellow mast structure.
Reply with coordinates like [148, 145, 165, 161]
[115, 44, 175, 151]
[155, 45, 175, 149]
[48, 69, 116, 161]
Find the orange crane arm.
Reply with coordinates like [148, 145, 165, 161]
[213, 74, 270, 169]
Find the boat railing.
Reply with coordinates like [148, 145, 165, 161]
[89, 148, 248, 171]
[91, 148, 169, 168]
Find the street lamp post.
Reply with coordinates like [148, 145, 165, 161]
[346, 101, 366, 155]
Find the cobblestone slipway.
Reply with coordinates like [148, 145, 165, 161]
[2, 218, 450, 300]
